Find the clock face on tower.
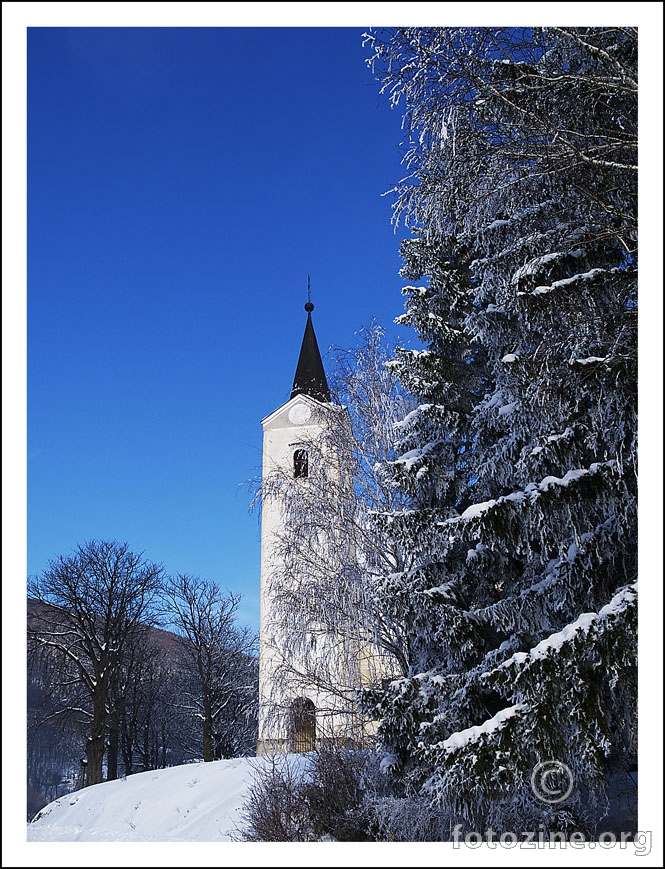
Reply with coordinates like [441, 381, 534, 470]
[288, 403, 312, 425]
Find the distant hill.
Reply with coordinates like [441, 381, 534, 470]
[27, 597, 183, 653]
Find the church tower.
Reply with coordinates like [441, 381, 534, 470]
[256, 301, 364, 755]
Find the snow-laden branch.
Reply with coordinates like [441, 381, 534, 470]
[518, 267, 609, 297]
[494, 581, 637, 675]
[429, 703, 527, 754]
[443, 461, 614, 525]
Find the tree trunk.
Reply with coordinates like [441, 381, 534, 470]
[160, 722, 167, 769]
[140, 723, 150, 771]
[202, 696, 214, 762]
[121, 711, 133, 776]
[85, 727, 106, 786]
[77, 757, 88, 790]
[107, 709, 120, 780]
[121, 739, 133, 776]
[86, 690, 107, 786]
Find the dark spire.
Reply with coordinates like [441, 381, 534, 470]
[291, 297, 330, 403]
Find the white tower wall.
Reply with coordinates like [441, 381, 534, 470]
[256, 393, 362, 754]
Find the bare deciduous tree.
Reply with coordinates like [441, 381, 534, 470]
[163, 574, 257, 762]
[28, 540, 164, 786]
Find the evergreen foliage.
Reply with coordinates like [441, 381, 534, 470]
[362, 27, 637, 835]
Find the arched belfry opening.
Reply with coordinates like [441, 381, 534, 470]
[293, 448, 309, 479]
[290, 697, 316, 753]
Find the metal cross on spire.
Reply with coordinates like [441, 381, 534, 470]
[305, 274, 314, 314]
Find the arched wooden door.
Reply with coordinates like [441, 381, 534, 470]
[290, 697, 316, 752]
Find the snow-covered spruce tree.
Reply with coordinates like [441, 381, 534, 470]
[362, 27, 637, 836]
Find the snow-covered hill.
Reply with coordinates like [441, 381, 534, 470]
[27, 755, 304, 842]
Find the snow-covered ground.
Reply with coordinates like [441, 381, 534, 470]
[18, 754, 382, 866]
[27, 754, 304, 842]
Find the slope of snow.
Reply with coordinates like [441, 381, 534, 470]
[27, 755, 308, 842]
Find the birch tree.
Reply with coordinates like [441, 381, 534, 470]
[256, 322, 415, 737]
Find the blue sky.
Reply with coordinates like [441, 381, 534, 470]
[26, 24, 416, 631]
[5, 5, 662, 643]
